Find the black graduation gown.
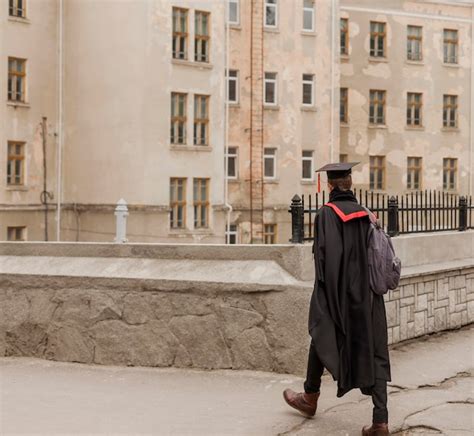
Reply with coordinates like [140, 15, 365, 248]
[309, 189, 391, 398]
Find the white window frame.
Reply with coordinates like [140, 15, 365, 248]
[226, 146, 238, 179]
[226, 69, 239, 104]
[302, 74, 314, 106]
[264, 72, 278, 106]
[225, 224, 238, 244]
[302, 150, 314, 181]
[264, 0, 278, 29]
[228, 0, 239, 25]
[302, 0, 314, 32]
[264, 148, 277, 179]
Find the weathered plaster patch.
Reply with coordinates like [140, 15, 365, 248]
[362, 63, 392, 79]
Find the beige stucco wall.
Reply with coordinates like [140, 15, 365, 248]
[0, 0, 59, 240]
[61, 0, 227, 243]
[340, 0, 473, 194]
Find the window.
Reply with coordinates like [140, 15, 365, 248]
[264, 72, 277, 105]
[226, 224, 238, 244]
[9, 0, 26, 18]
[369, 90, 386, 125]
[170, 93, 187, 145]
[302, 74, 314, 106]
[265, 0, 277, 28]
[407, 25, 422, 61]
[172, 7, 188, 60]
[340, 87, 348, 123]
[370, 22, 386, 58]
[228, 0, 239, 25]
[263, 224, 276, 244]
[339, 153, 348, 163]
[8, 57, 26, 103]
[407, 157, 422, 190]
[407, 92, 423, 126]
[170, 178, 186, 229]
[443, 158, 457, 190]
[370, 155, 385, 190]
[193, 178, 209, 228]
[195, 11, 210, 63]
[227, 69, 238, 103]
[302, 150, 314, 181]
[443, 29, 458, 64]
[226, 146, 238, 179]
[340, 18, 349, 55]
[7, 141, 25, 186]
[302, 0, 314, 32]
[264, 148, 276, 179]
[443, 95, 458, 128]
[7, 226, 26, 241]
[194, 95, 209, 146]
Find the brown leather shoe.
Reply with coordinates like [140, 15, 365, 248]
[361, 423, 390, 436]
[283, 388, 320, 417]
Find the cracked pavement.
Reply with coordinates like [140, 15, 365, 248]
[0, 326, 472, 435]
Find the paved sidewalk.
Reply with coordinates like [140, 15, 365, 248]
[0, 326, 472, 435]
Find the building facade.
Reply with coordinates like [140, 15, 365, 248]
[1, 0, 473, 244]
[340, 0, 473, 194]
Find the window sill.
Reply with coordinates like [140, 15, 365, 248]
[227, 178, 240, 183]
[7, 101, 30, 109]
[5, 185, 28, 191]
[340, 122, 349, 128]
[263, 178, 279, 184]
[443, 62, 459, 68]
[227, 102, 240, 108]
[301, 105, 317, 112]
[368, 56, 388, 63]
[301, 180, 316, 185]
[264, 27, 279, 33]
[340, 54, 350, 61]
[405, 125, 425, 131]
[368, 124, 387, 129]
[264, 104, 280, 111]
[170, 145, 213, 151]
[229, 24, 241, 30]
[301, 30, 316, 37]
[8, 16, 30, 24]
[168, 229, 214, 236]
[405, 59, 424, 66]
[441, 127, 460, 133]
[171, 59, 213, 70]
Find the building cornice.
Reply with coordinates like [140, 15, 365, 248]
[341, 5, 473, 24]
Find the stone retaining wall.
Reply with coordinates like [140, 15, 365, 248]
[0, 237, 473, 376]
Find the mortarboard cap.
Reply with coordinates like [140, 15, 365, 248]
[316, 162, 360, 180]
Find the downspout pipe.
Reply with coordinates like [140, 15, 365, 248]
[224, 1, 233, 242]
[56, 0, 64, 241]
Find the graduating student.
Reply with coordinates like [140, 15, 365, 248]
[283, 163, 391, 436]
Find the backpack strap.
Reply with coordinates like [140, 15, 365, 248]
[361, 206, 378, 225]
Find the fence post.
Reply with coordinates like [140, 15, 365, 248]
[289, 194, 304, 243]
[114, 198, 129, 243]
[459, 196, 468, 231]
[387, 196, 399, 237]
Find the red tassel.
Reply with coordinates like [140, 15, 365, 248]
[317, 173, 321, 193]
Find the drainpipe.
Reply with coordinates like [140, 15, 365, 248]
[224, 2, 233, 242]
[56, 0, 64, 241]
[330, 0, 336, 163]
[470, 6, 473, 196]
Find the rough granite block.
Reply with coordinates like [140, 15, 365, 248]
[402, 284, 415, 298]
[414, 311, 426, 336]
[454, 275, 466, 290]
[449, 312, 462, 328]
[434, 307, 447, 330]
[437, 279, 448, 301]
[385, 301, 398, 328]
[416, 294, 428, 311]
[468, 301, 474, 322]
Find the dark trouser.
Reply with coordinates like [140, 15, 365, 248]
[303, 341, 388, 424]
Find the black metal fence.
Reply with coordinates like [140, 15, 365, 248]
[289, 190, 473, 243]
